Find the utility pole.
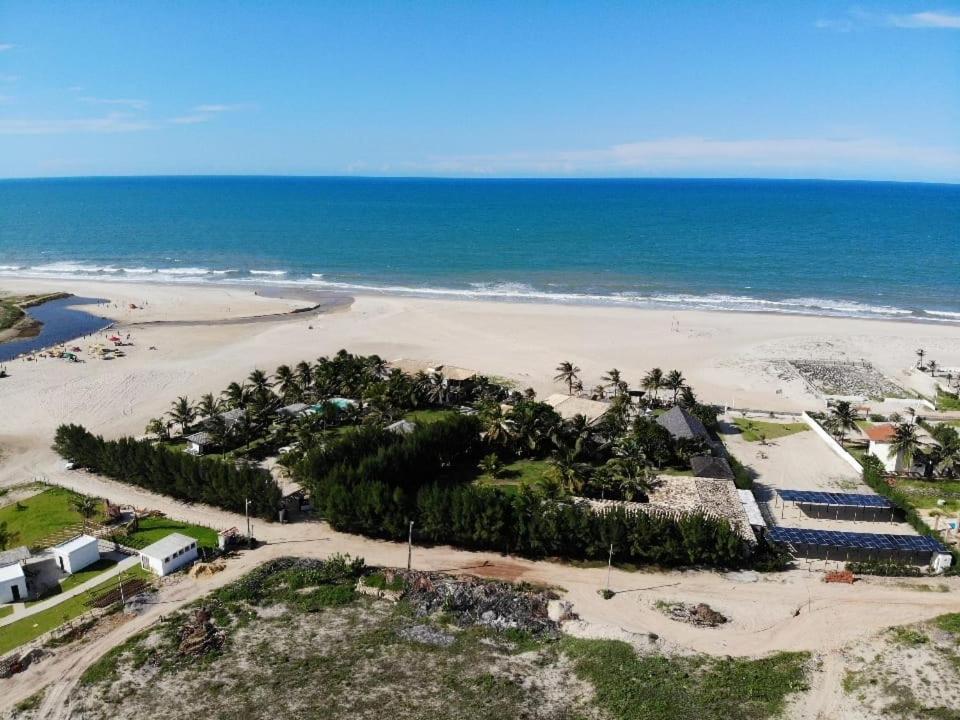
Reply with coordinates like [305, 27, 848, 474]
[245, 498, 252, 547]
[118, 570, 125, 607]
[407, 520, 414, 571]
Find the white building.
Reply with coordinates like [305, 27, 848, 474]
[138, 533, 200, 577]
[0, 562, 27, 603]
[51, 534, 101, 574]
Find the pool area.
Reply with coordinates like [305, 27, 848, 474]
[310, 398, 358, 412]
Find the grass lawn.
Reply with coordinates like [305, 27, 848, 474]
[733, 418, 809, 443]
[843, 444, 867, 466]
[122, 517, 218, 550]
[474, 458, 553, 494]
[0, 565, 151, 655]
[0, 486, 104, 549]
[403, 409, 460, 425]
[936, 390, 960, 412]
[0, 605, 12, 618]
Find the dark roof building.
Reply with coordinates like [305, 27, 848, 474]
[656, 406, 709, 441]
[691, 455, 735, 481]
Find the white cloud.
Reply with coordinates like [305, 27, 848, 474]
[412, 136, 960, 180]
[192, 103, 245, 113]
[0, 113, 153, 135]
[886, 11, 960, 28]
[818, 7, 960, 31]
[0, 43, 15, 52]
[169, 114, 211, 125]
[80, 96, 149, 110]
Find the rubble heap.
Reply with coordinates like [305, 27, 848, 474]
[398, 570, 561, 638]
[789, 360, 904, 398]
[177, 607, 225, 657]
[666, 602, 728, 628]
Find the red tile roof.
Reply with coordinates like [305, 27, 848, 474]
[864, 424, 896, 443]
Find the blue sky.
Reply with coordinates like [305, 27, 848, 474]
[0, 1, 957, 180]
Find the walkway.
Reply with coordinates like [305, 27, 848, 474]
[0, 553, 139, 628]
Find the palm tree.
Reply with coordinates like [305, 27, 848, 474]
[479, 403, 516, 449]
[665, 369, 686, 404]
[548, 449, 590, 495]
[916, 348, 926, 369]
[890, 423, 921, 471]
[294, 361, 314, 397]
[248, 368, 272, 395]
[554, 361, 581, 396]
[0, 521, 19, 551]
[71, 495, 100, 532]
[602, 368, 622, 396]
[274, 364, 299, 402]
[641, 368, 664, 401]
[927, 360, 938, 377]
[478, 453, 504, 478]
[197, 393, 222, 420]
[222, 381, 249, 409]
[591, 384, 607, 400]
[168, 396, 196, 435]
[145, 417, 168, 441]
[678, 385, 697, 409]
[829, 400, 858, 444]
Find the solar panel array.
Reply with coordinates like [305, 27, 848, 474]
[777, 489, 892, 509]
[768, 526, 945, 553]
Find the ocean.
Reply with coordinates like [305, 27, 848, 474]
[0, 177, 957, 322]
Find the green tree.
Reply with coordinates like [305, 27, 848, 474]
[554, 361, 581, 396]
[665, 369, 686, 404]
[71, 495, 100, 531]
[145, 417, 169, 441]
[0, 521, 19, 550]
[641, 368, 664, 401]
[602, 368, 622, 396]
[168, 396, 196, 435]
[478, 453, 504, 478]
[890, 422, 921, 470]
[829, 401, 858, 444]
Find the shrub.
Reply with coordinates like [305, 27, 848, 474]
[846, 561, 921, 577]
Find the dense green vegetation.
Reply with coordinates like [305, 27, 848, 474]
[299, 415, 750, 568]
[733, 418, 808, 443]
[54, 424, 281, 520]
[0, 486, 103, 549]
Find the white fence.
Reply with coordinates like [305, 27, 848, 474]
[800, 412, 863, 473]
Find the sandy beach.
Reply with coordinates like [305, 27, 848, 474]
[2, 276, 960, 488]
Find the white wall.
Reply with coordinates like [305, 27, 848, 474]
[868, 442, 899, 472]
[800, 412, 863, 473]
[0, 576, 27, 603]
[56, 540, 100, 574]
[140, 542, 199, 577]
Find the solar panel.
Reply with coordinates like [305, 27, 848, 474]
[768, 526, 945, 553]
[777, 489, 893, 509]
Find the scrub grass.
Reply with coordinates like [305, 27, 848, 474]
[561, 637, 809, 720]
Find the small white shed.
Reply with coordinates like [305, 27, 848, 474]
[51, 534, 101, 574]
[138, 532, 199, 577]
[0, 563, 27, 603]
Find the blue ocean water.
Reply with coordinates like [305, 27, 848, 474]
[0, 177, 957, 321]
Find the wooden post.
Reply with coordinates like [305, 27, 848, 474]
[407, 520, 414, 571]
[606, 544, 614, 592]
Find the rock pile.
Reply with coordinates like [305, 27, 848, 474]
[399, 571, 561, 638]
[178, 607, 225, 657]
[665, 602, 728, 628]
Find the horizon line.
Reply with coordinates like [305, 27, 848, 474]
[0, 173, 957, 187]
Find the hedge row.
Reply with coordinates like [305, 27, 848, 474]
[54, 424, 282, 520]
